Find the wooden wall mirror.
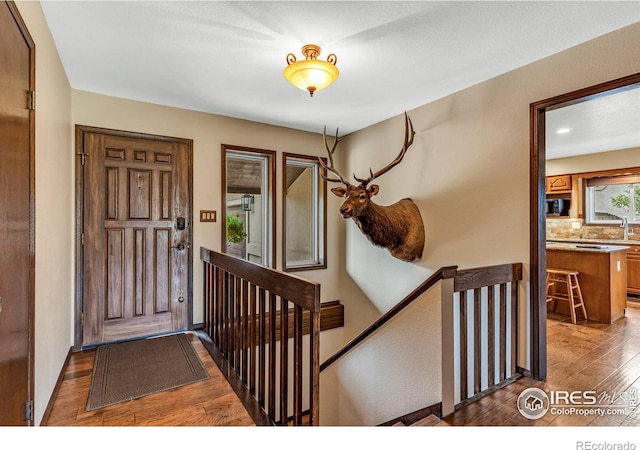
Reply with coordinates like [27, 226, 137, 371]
[222, 145, 276, 267]
[282, 153, 327, 271]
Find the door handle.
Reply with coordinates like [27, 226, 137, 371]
[0, 297, 3, 315]
[173, 244, 186, 251]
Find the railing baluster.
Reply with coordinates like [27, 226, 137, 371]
[487, 285, 495, 387]
[234, 276, 241, 370]
[249, 282, 257, 396]
[222, 270, 229, 356]
[268, 292, 277, 422]
[215, 267, 222, 346]
[204, 263, 210, 338]
[499, 282, 507, 381]
[241, 279, 249, 383]
[280, 298, 289, 425]
[459, 290, 468, 401]
[258, 287, 266, 410]
[293, 305, 303, 425]
[309, 311, 320, 425]
[473, 287, 481, 395]
[510, 281, 518, 376]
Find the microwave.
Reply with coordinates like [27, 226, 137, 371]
[546, 199, 570, 216]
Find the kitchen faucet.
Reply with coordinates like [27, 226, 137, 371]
[621, 217, 631, 241]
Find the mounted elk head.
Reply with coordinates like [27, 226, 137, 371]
[319, 113, 425, 262]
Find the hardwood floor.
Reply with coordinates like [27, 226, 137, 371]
[43, 331, 255, 426]
[44, 304, 640, 427]
[444, 302, 640, 426]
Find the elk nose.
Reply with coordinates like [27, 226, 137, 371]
[339, 205, 351, 217]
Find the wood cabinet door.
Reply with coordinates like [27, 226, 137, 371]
[627, 247, 640, 294]
[0, 1, 34, 425]
[79, 129, 192, 347]
[546, 175, 571, 193]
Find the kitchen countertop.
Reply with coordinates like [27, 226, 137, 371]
[546, 242, 630, 253]
[547, 237, 640, 245]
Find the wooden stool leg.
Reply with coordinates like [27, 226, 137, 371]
[572, 273, 587, 320]
[548, 273, 558, 312]
[566, 274, 577, 324]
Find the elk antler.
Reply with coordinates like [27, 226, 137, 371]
[318, 126, 351, 186]
[353, 112, 415, 187]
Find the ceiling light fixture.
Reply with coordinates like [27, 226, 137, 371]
[556, 128, 572, 134]
[284, 44, 339, 97]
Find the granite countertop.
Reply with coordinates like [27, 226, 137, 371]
[546, 242, 630, 253]
[547, 237, 640, 245]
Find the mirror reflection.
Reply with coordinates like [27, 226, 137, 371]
[223, 146, 275, 267]
[283, 153, 326, 271]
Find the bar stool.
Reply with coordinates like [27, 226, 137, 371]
[546, 268, 588, 324]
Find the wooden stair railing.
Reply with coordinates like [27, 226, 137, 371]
[200, 248, 322, 426]
[319, 262, 523, 419]
[448, 262, 523, 413]
[320, 265, 458, 372]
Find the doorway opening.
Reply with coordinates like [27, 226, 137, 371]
[530, 72, 640, 380]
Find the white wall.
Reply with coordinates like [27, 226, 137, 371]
[547, 146, 640, 175]
[14, 1, 74, 426]
[320, 284, 442, 426]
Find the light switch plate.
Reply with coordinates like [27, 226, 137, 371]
[200, 210, 216, 222]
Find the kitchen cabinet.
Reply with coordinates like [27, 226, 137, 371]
[627, 245, 640, 295]
[546, 175, 572, 193]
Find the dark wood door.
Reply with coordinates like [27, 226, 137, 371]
[78, 128, 192, 347]
[0, 1, 35, 425]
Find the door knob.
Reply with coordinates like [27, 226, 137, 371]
[173, 244, 185, 251]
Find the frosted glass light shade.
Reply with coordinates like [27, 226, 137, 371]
[284, 45, 339, 97]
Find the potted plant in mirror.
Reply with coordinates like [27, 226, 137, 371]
[226, 213, 247, 244]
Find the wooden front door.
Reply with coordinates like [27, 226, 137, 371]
[0, 1, 35, 425]
[77, 127, 192, 347]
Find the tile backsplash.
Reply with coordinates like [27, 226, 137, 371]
[546, 218, 636, 241]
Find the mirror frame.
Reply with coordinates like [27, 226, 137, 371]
[530, 72, 640, 380]
[282, 153, 328, 272]
[221, 144, 277, 268]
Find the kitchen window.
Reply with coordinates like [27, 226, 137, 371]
[586, 175, 640, 224]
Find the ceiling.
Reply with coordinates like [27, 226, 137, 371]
[41, 1, 640, 142]
[546, 84, 640, 160]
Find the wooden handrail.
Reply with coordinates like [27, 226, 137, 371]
[454, 262, 523, 292]
[201, 248, 322, 425]
[319, 262, 523, 373]
[319, 265, 458, 372]
[201, 248, 321, 313]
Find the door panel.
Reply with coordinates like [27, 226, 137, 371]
[0, 1, 34, 425]
[80, 130, 192, 347]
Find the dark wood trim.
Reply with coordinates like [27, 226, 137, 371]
[40, 347, 73, 425]
[5, 1, 36, 425]
[221, 144, 277, 268]
[529, 72, 640, 381]
[319, 266, 458, 372]
[379, 402, 442, 426]
[228, 300, 343, 347]
[281, 152, 328, 272]
[454, 263, 522, 292]
[74, 125, 194, 350]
